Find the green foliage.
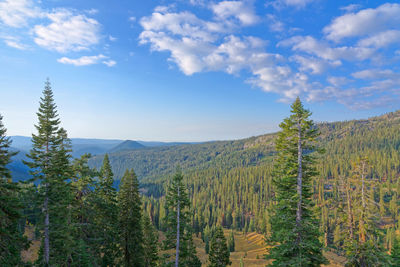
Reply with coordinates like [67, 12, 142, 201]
[142, 213, 159, 267]
[118, 169, 144, 266]
[0, 114, 27, 265]
[345, 240, 389, 267]
[391, 235, 400, 266]
[228, 230, 235, 252]
[163, 169, 200, 266]
[95, 153, 120, 266]
[208, 226, 231, 267]
[267, 98, 327, 266]
[25, 80, 75, 266]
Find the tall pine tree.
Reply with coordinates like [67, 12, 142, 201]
[164, 169, 201, 267]
[0, 114, 27, 265]
[96, 154, 119, 266]
[118, 169, 144, 266]
[25, 80, 74, 266]
[267, 97, 327, 266]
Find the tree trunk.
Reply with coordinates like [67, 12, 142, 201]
[44, 195, 50, 265]
[296, 119, 303, 230]
[175, 186, 180, 267]
[44, 140, 50, 265]
[345, 180, 354, 240]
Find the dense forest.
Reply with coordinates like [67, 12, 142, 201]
[2, 81, 400, 266]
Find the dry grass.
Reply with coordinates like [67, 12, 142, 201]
[21, 225, 40, 264]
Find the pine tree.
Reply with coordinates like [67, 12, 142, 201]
[228, 230, 235, 252]
[142, 213, 159, 267]
[164, 168, 201, 266]
[208, 226, 231, 267]
[343, 158, 389, 266]
[267, 97, 327, 266]
[0, 114, 27, 265]
[118, 169, 144, 266]
[96, 154, 119, 266]
[70, 154, 98, 264]
[391, 235, 400, 266]
[25, 80, 74, 266]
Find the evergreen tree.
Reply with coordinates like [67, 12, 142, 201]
[0, 114, 27, 265]
[70, 154, 98, 264]
[118, 169, 144, 266]
[25, 80, 74, 266]
[208, 226, 231, 267]
[391, 235, 400, 266]
[267, 97, 327, 266]
[228, 230, 235, 252]
[96, 154, 119, 266]
[142, 213, 159, 267]
[164, 168, 201, 266]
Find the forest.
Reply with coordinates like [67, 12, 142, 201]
[2, 81, 400, 266]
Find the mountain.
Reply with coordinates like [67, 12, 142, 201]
[88, 110, 400, 183]
[108, 140, 145, 153]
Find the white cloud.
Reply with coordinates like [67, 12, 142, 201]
[33, 9, 101, 53]
[357, 30, 400, 48]
[102, 59, 116, 67]
[0, 0, 42, 28]
[269, 0, 315, 9]
[324, 3, 400, 42]
[340, 4, 361, 13]
[57, 54, 115, 67]
[211, 1, 259, 26]
[291, 55, 340, 74]
[2, 35, 28, 50]
[109, 35, 117, 41]
[352, 69, 399, 80]
[266, 14, 284, 32]
[280, 35, 375, 62]
[128, 16, 136, 22]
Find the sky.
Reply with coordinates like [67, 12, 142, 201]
[0, 0, 399, 142]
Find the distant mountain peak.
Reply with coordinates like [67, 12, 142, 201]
[108, 140, 145, 153]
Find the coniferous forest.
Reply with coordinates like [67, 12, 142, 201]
[3, 80, 400, 267]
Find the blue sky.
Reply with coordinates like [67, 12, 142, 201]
[0, 0, 399, 141]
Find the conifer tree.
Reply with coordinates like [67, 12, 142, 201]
[0, 114, 27, 265]
[70, 154, 98, 264]
[142, 213, 159, 267]
[208, 226, 231, 267]
[25, 80, 74, 266]
[96, 154, 119, 265]
[228, 230, 235, 252]
[164, 169, 201, 266]
[267, 97, 327, 266]
[391, 235, 400, 266]
[118, 169, 144, 266]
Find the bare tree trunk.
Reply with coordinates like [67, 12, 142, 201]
[44, 140, 50, 265]
[44, 195, 50, 265]
[296, 119, 303, 229]
[360, 160, 367, 243]
[175, 186, 180, 267]
[345, 180, 354, 240]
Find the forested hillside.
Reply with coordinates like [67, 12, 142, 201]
[90, 110, 400, 184]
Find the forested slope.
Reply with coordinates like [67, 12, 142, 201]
[90, 110, 400, 184]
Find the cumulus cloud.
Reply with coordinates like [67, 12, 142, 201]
[57, 54, 116, 67]
[139, 3, 400, 109]
[2, 35, 29, 50]
[357, 30, 400, 49]
[0, 0, 42, 28]
[33, 9, 101, 53]
[279, 35, 375, 62]
[211, 1, 259, 26]
[324, 3, 400, 42]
